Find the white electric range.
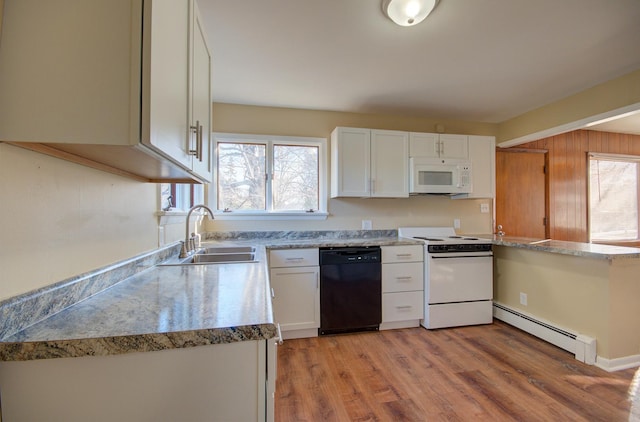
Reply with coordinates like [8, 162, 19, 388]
[398, 227, 494, 329]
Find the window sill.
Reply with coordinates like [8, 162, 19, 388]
[156, 210, 211, 226]
[212, 211, 329, 221]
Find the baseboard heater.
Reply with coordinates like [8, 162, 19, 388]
[493, 302, 596, 365]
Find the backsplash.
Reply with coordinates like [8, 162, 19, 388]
[204, 229, 398, 241]
[0, 243, 181, 340]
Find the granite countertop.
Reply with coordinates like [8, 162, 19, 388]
[493, 236, 640, 260]
[0, 247, 276, 361]
[0, 232, 420, 361]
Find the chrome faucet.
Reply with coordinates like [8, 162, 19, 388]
[180, 205, 215, 258]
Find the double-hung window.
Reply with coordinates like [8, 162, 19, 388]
[212, 133, 327, 219]
[589, 153, 640, 244]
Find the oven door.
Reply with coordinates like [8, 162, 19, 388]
[426, 252, 493, 304]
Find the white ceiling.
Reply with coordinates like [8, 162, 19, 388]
[198, 0, 640, 132]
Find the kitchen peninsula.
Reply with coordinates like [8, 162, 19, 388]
[492, 237, 640, 371]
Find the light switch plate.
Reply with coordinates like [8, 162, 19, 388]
[454, 219, 460, 229]
[362, 220, 372, 230]
[480, 203, 490, 213]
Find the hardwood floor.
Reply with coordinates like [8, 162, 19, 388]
[275, 320, 639, 421]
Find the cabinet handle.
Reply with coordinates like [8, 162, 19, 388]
[396, 305, 412, 309]
[189, 123, 198, 156]
[396, 254, 412, 258]
[395, 276, 412, 281]
[189, 120, 203, 160]
[285, 257, 304, 261]
[271, 288, 275, 298]
[197, 122, 203, 161]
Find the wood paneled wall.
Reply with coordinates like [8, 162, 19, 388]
[515, 130, 640, 242]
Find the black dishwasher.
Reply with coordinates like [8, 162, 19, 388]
[319, 247, 382, 335]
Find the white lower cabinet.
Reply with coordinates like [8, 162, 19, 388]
[380, 245, 424, 330]
[269, 248, 320, 339]
[0, 340, 274, 422]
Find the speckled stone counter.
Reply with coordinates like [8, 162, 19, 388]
[0, 247, 276, 361]
[493, 236, 640, 260]
[0, 230, 420, 361]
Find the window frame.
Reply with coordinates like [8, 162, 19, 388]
[211, 132, 328, 221]
[588, 152, 640, 244]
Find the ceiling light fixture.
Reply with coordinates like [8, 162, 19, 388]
[382, 0, 438, 27]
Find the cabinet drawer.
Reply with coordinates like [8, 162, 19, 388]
[382, 292, 424, 322]
[382, 262, 423, 293]
[269, 248, 319, 267]
[381, 245, 423, 263]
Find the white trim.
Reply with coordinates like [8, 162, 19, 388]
[155, 210, 209, 226]
[595, 354, 640, 372]
[493, 302, 577, 354]
[211, 132, 328, 216]
[493, 302, 640, 372]
[380, 320, 421, 330]
[212, 211, 328, 221]
[498, 102, 640, 147]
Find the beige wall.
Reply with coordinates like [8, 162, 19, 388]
[1, 104, 496, 302]
[0, 143, 159, 301]
[494, 246, 640, 361]
[496, 69, 640, 145]
[212, 103, 497, 138]
[207, 103, 496, 233]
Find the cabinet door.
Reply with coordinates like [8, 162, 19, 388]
[371, 129, 409, 198]
[331, 127, 371, 197]
[270, 248, 319, 268]
[466, 135, 495, 198]
[439, 134, 469, 159]
[382, 292, 424, 322]
[382, 262, 424, 293]
[409, 132, 440, 157]
[0, 0, 140, 145]
[189, 1, 213, 181]
[381, 245, 424, 263]
[143, 0, 191, 169]
[270, 266, 320, 331]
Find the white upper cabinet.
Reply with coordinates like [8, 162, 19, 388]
[188, 2, 213, 180]
[0, 0, 212, 183]
[331, 127, 408, 198]
[370, 130, 409, 198]
[454, 135, 496, 199]
[331, 127, 371, 197]
[409, 133, 469, 159]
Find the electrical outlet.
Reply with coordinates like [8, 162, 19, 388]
[520, 292, 528, 306]
[362, 220, 372, 230]
[453, 218, 460, 229]
[480, 203, 490, 213]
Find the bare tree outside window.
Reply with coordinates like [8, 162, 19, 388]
[216, 137, 322, 213]
[589, 156, 639, 241]
[273, 145, 318, 211]
[217, 143, 266, 210]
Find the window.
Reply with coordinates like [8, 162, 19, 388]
[160, 183, 204, 211]
[213, 133, 327, 218]
[589, 153, 640, 242]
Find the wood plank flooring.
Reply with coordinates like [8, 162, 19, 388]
[275, 320, 639, 421]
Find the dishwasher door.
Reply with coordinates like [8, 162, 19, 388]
[319, 247, 382, 335]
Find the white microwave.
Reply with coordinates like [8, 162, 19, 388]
[409, 157, 472, 194]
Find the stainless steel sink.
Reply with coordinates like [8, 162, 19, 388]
[201, 246, 255, 254]
[188, 253, 256, 264]
[160, 245, 259, 266]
